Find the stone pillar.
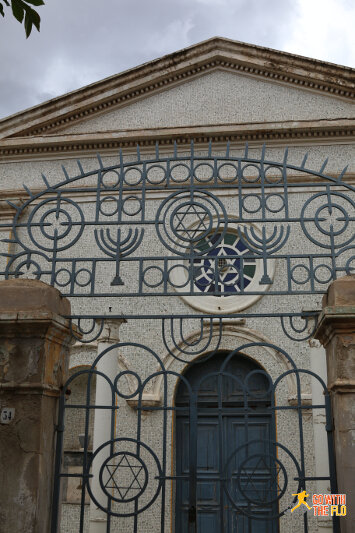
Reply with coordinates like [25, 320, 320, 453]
[89, 318, 126, 533]
[0, 279, 73, 533]
[314, 275, 355, 533]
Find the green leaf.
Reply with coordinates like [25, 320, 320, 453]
[24, 0, 44, 6]
[24, 9, 32, 37]
[2, 0, 43, 37]
[11, 0, 25, 22]
[27, 4, 40, 31]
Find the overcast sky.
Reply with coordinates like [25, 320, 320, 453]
[0, 0, 354, 119]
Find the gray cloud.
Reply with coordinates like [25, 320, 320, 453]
[0, 0, 351, 119]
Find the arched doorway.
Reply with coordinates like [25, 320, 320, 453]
[175, 351, 279, 533]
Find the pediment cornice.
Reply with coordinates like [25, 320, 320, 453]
[0, 37, 354, 140]
[0, 118, 354, 160]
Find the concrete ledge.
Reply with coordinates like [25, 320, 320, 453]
[324, 275, 355, 308]
[0, 278, 70, 315]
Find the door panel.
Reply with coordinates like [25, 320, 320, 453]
[176, 417, 221, 532]
[175, 353, 279, 533]
[175, 414, 278, 532]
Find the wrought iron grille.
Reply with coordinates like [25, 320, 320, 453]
[0, 142, 354, 306]
[51, 329, 338, 533]
[1, 143, 350, 532]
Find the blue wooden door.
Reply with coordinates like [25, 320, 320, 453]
[175, 352, 279, 533]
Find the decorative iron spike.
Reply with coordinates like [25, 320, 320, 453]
[319, 158, 328, 173]
[61, 165, 70, 181]
[337, 165, 348, 182]
[261, 143, 266, 160]
[155, 141, 159, 159]
[136, 144, 141, 162]
[96, 153, 104, 169]
[22, 184, 33, 198]
[226, 140, 230, 158]
[283, 147, 289, 164]
[41, 173, 50, 188]
[300, 153, 308, 169]
[77, 160, 84, 175]
[244, 142, 249, 158]
[173, 140, 177, 158]
[208, 139, 212, 157]
[6, 200, 19, 211]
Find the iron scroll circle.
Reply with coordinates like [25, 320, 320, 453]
[86, 438, 163, 517]
[3, 143, 354, 299]
[155, 189, 228, 256]
[223, 439, 302, 519]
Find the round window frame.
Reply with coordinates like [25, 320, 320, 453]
[169, 220, 275, 314]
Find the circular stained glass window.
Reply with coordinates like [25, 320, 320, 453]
[193, 232, 257, 295]
[169, 223, 274, 314]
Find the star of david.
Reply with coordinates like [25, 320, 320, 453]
[238, 456, 285, 504]
[104, 453, 145, 500]
[172, 204, 211, 240]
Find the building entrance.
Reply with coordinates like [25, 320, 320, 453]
[175, 352, 278, 533]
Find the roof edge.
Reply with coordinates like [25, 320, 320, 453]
[0, 37, 354, 139]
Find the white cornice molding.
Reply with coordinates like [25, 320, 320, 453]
[0, 119, 354, 160]
[0, 37, 354, 139]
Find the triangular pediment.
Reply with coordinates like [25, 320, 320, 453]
[0, 37, 354, 142]
[51, 69, 355, 136]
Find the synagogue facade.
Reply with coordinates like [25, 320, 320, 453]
[0, 38, 354, 533]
